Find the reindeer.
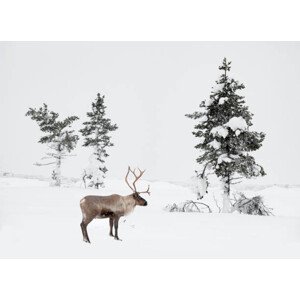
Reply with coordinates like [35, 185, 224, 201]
[80, 167, 150, 242]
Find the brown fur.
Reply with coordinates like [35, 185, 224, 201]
[80, 193, 147, 242]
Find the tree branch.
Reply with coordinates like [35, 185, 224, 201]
[34, 162, 55, 166]
[230, 177, 243, 182]
[231, 181, 242, 185]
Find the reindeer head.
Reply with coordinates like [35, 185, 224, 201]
[125, 166, 150, 206]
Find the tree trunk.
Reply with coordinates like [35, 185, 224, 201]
[221, 175, 231, 213]
[82, 170, 87, 188]
[53, 146, 62, 187]
[53, 156, 61, 186]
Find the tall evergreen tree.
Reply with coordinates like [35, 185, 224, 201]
[80, 93, 118, 188]
[26, 103, 79, 186]
[186, 58, 266, 212]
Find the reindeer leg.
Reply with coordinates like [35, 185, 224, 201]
[109, 217, 114, 237]
[80, 216, 94, 243]
[114, 216, 122, 241]
[80, 221, 90, 243]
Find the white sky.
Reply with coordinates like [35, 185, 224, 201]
[0, 42, 299, 184]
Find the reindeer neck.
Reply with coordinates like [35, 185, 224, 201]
[122, 194, 136, 215]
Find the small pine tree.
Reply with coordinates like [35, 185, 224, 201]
[186, 58, 266, 212]
[80, 93, 118, 188]
[25, 103, 79, 186]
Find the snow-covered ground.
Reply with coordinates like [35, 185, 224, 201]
[0, 176, 300, 258]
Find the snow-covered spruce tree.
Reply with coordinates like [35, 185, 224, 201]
[25, 104, 79, 186]
[80, 93, 118, 189]
[186, 58, 266, 212]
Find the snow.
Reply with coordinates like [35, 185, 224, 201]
[218, 97, 228, 105]
[208, 140, 221, 149]
[253, 164, 262, 176]
[198, 115, 208, 123]
[224, 116, 248, 131]
[211, 82, 225, 93]
[83, 154, 105, 187]
[1, 176, 300, 258]
[230, 154, 240, 160]
[205, 98, 214, 106]
[217, 154, 240, 165]
[0, 177, 48, 188]
[195, 177, 208, 197]
[217, 154, 232, 164]
[198, 137, 205, 144]
[210, 126, 228, 138]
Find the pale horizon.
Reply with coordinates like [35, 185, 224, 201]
[1, 42, 300, 184]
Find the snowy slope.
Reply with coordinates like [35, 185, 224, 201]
[0, 177, 300, 258]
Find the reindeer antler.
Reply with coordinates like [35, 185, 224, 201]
[131, 168, 145, 192]
[138, 184, 151, 196]
[124, 166, 151, 195]
[125, 166, 135, 192]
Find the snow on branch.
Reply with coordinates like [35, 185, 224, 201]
[224, 116, 248, 131]
[210, 126, 228, 138]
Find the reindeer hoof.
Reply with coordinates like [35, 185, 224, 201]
[83, 239, 91, 243]
[114, 237, 122, 241]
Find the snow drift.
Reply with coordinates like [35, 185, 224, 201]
[0, 176, 300, 258]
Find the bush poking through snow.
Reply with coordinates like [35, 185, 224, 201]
[165, 201, 212, 213]
[233, 194, 273, 216]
